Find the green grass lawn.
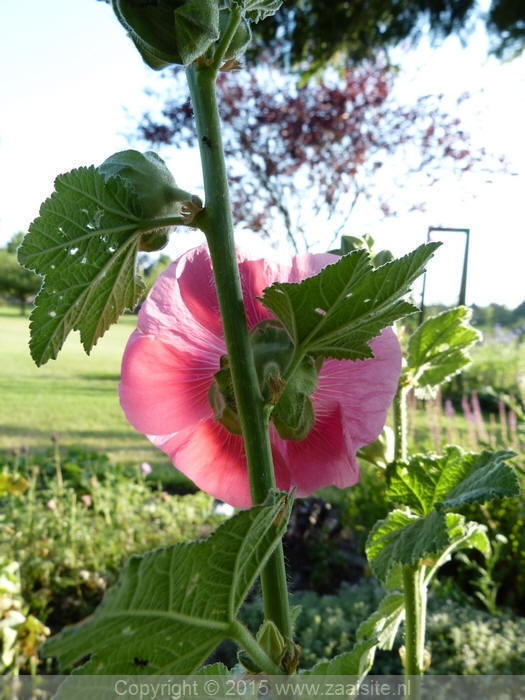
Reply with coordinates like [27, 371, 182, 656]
[2, 301, 522, 474]
[0, 305, 171, 468]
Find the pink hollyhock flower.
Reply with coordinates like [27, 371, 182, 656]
[119, 246, 402, 508]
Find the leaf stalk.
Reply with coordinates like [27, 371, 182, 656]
[230, 620, 282, 675]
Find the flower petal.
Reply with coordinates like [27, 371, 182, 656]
[272, 401, 359, 496]
[315, 328, 402, 449]
[236, 251, 339, 326]
[119, 331, 218, 434]
[153, 420, 291, 509]
[137, 248, 225, 355]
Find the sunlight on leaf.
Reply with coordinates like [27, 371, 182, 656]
[18, 164, 179, 365]
[407, 306, 481, 397]
[367, 448, 519, 583]
[260, 243, 440, 362]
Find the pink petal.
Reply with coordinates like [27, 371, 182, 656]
[271, 401, 359, 496]
[177, 247, 223, 336]
[153, 419, 291, 509]
[314, 328, 402, 449]
[235, 251, 339, 327]
[119, 330, 218, 434]
[237, 256, 276, 327]
[286, 252, 339, 282]
[137, 249, 225, 355]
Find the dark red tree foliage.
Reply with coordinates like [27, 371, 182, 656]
[139, 60, 492, 251]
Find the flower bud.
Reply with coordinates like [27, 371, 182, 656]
[99, 150, 186, 249]
[99, 150, 179, 218]
[111, 0, 219, 69]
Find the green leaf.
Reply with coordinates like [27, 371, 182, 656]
[260, 243, 440, 361]
[440, 448, 520, 509]
[407, 307, 481, 397]
[17, 164, 177, 365]
[366, 509, 449, 582]
[304, 592, 404, 678]
[303, 638, 378, 677]
[240, 0, 283, 23]
[356, 591, 405, 650]
[43, 491, 292, 677]
[195, 662, 230, 675]
[369, 448, 519, 582]
[424, 513, 490, 586]
[387, 447, 519, 515]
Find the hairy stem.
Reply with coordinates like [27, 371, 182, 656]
[393, 382, 409, 461]
[402, 564, 427, 695]
[186, 62, 292, 643]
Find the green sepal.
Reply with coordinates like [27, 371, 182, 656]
[250, 320, 320, 440]
[208, 369, 242, 435]
[357, 426, 395, 469]
[112, 0, 219, 68]
[329, 233, 394, 268]
[138, 231, 170, 252]
[238, 620, 287, 673]
[272, 389, 315, 441]
[218, 8, 252, 60]
[250, 320, 294, 399]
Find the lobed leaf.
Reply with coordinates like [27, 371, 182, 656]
[260, 243, 440, 361]
[43, 491, 292, 679]
[18, 166, 175, 365]
[304, 592, 404, 678]
[386, 447, 519, 514]
[366, 509, 449, 583]
[240, 0, 283, 23]
[407, 306, 481, 397]
[368, 448, 519, 582]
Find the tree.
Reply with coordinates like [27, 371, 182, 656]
[139, 60, 497, 252]
[6, 231, 25, 255]
[251, 0, 525, 77]
[0, 246, 40, 314]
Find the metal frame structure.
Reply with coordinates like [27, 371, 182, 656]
[419, 226, 470, 323]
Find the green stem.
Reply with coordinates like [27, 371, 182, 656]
[392, 382, 409, 461]
[402, 564, 427, 695]
[186, 62, 292, 642]
[230, 621, 282, 675]
[211, 5, 242, 70]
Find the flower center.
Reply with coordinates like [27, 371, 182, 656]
[208, 320, 321, 440]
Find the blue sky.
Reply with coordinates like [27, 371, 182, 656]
[1, 0, 524, 308]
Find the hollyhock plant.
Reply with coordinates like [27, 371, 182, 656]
[119, 245, 402, 508]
